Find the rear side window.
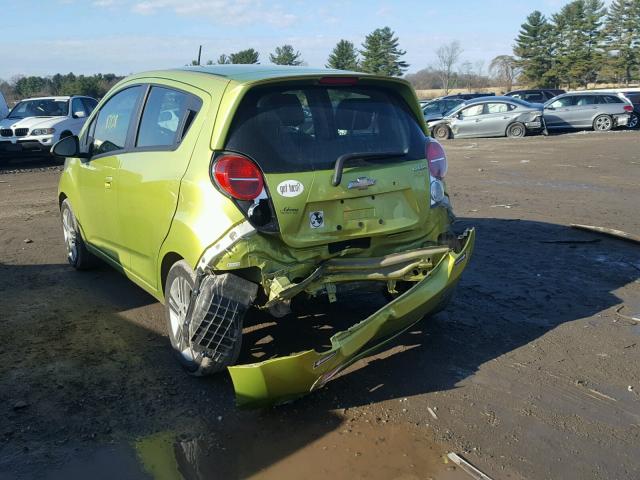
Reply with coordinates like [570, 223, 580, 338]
[602, 95, 623, 104]
[486, 103, 512, 113]
[90, 86, 142, 156]
[225, 85, 425, 173]
[136, 86, 201, 148]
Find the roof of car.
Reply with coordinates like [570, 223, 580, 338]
[465, 95, 522, 104]
[177, 65, 362, 83]
[562, 91, 617, 96]
[19, 95, 93, 101]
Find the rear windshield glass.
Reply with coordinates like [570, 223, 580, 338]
[225, 85, 425, 173]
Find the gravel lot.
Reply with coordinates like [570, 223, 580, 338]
[1, 131, 639, 480]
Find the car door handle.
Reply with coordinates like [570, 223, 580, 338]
[104, 176, 113, 189]
[474, 119, 481, 122]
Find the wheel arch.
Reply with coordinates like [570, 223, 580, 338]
[160, 252, 184, 296]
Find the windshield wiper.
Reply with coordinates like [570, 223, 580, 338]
[332, 150, 408, 186]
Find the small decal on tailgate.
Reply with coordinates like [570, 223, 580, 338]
[277, 180, 304, 197]
[310, 211, 324, 229]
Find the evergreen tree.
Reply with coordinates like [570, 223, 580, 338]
[229, 49, 259, 64]
[269, 45, 303, 65]
[326, 40, 359, 70]
[551, 0, 606, 87]
[513, 11, 556, 87]
[604, 0, 640, 84]
[360, 27, 408, 76]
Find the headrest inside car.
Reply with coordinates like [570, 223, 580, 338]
[259, 93, 305, 127]
[335, 98, 376, 131]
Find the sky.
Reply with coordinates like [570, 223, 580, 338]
[0, 0, 580, 80]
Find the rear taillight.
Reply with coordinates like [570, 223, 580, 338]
[213, 153, 264, 201]
[426, 139, 448, 179]
[624, 105, 634, 112]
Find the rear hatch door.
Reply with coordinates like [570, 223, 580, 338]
[224, 80, 433, 249]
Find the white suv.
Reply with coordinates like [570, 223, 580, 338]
[0, 95, 97, 157]
[0, 91, 8, 120]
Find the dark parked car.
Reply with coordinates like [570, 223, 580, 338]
[421, 97, 466, 122]
[442, 92, 495, 100]
[543, 92, 633, 132]
[620, 91, 640, 129]
[506, 89, 565, 104]
[427, 97, 543, 139]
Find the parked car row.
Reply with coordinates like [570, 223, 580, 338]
[0, 95, 97, 158]
[423, 90, 636, 140]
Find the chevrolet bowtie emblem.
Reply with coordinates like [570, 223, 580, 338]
[347, 176, 376, 190]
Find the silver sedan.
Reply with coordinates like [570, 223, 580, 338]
[543, 92, 633, 131]
[428, 97, 544, 140]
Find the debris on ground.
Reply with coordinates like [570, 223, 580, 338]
[615, 305, 640, 323]
[447, 452, 494, 480]
[570, 224, 640, 245]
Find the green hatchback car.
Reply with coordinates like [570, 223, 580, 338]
[54, 65, 474, 406]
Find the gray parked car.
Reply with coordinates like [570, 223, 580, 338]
[543, 92, 633, 132]
[427, 97, 544, 140]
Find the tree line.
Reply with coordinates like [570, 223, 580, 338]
[515, 0, 640, 88]
[194, 26, 409, 77]
[0, 73, 122, 103]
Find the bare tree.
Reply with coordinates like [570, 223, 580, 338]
[489, 55, 519, 93]
[435, 41, 463, 94]
[458, 61, 473, 91]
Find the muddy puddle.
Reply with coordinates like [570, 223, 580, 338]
[45, 421, 468, 480]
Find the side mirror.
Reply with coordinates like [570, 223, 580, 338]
[72, 111, 86, 119]
[546, 106, 554, 110]
[51, 135, 84, 158]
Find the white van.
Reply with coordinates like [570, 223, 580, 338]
[0, 91, 8, 120]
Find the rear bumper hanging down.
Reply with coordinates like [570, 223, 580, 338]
[228, 228, 475, 408]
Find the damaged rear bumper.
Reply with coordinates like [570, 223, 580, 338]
[228, 228, 475, 408]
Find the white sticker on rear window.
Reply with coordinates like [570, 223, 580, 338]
[277, 180, 304, 197]
[309, 211, 324, 229]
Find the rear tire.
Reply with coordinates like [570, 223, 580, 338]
[593, 114, 613, 131]
[628, 113, 639, 129]
[432, 124, 451, 140]
[164, 261, 242, 376]
[506, 122, 526, 138]
[60, 199, 97, 270]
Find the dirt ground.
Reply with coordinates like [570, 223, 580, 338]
[1, 130, 639, 480]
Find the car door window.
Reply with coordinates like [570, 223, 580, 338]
[81, 98, 98, 114]
[549, 97, 575, 108]
[459, 104, 484, 118]
[71, 98, 88, 118]
[90, 86, 143, 156]
[486, 103, 509, 114]
[576, 96, 597, 106]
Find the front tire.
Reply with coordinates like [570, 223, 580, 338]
[164, 261, 242, 376]
[628, 113, 639, 130]
[60, 199, 96, 270]
[433, 124, 451, 140]
[593, 114, 613, 131]
[506, 122, 526, 138]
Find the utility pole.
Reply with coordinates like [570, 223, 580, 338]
[197, 45, 202, 66]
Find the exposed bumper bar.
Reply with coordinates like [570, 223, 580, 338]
[228, 228, 475, 408]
